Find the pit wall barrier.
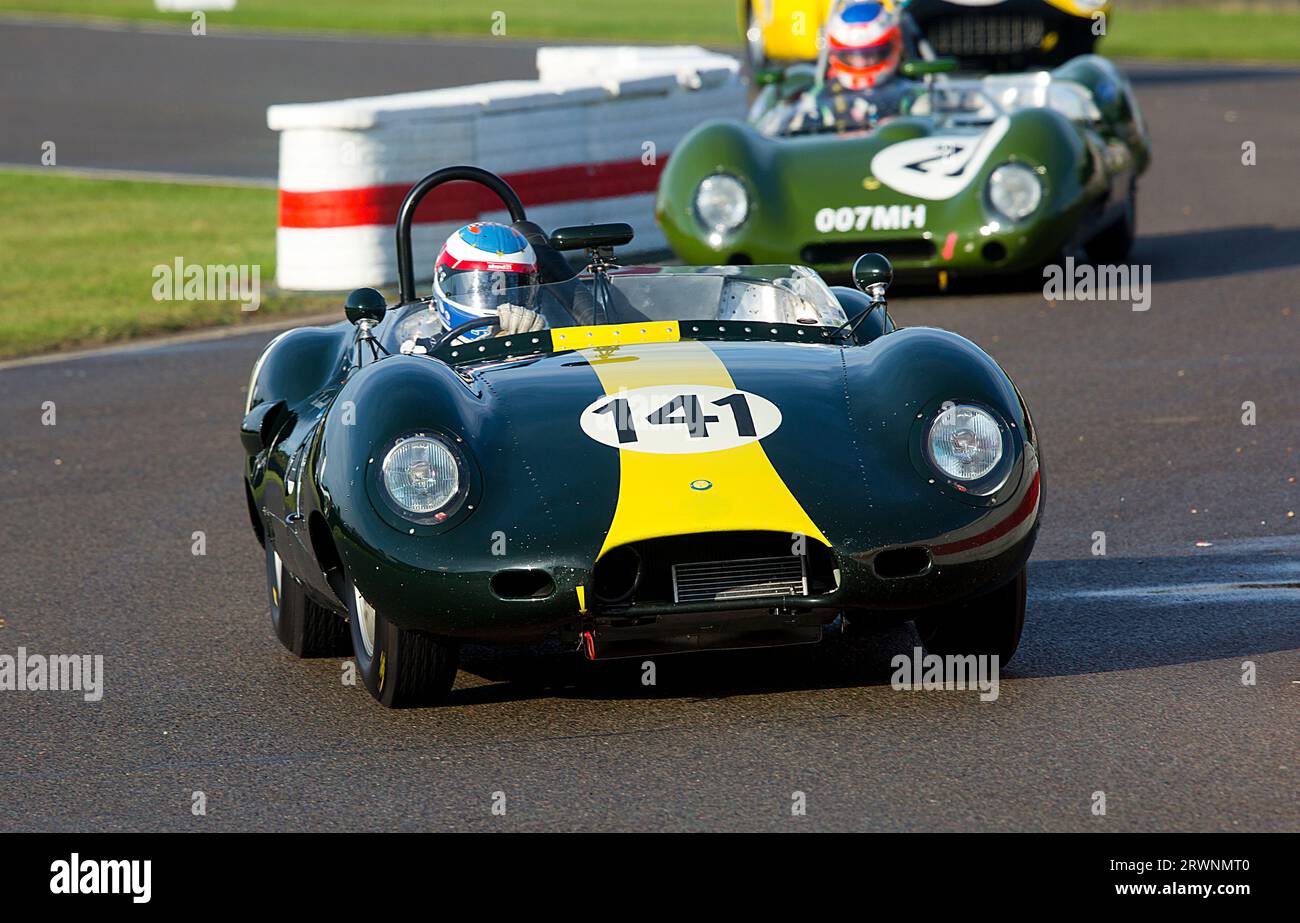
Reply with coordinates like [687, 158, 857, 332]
[268, 46, 744, 291]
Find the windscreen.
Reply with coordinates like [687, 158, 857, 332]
[392, 264, 849, 347]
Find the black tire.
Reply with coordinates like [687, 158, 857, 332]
[266, 543, 351, 658]
[344, 570, 458, 708]
[1086, 180, 1137, 265]
[914, 567, 1027, 664]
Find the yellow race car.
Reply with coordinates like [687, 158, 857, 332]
[740, 0, 1111, 71]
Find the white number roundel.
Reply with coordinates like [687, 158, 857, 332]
[580, 384, 782, 454]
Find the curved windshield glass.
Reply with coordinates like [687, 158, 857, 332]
[908, 77, 1101, 126]
[392, 264, 848, 347]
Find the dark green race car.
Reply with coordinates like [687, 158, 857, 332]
[244, 167, 1042, 707]
[656, 54, 1149, 286]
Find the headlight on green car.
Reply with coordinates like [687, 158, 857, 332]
[380, 435, 463, 518]
[927, 405, 1004, 483]
[986, 163, 1042, 223]
[694, 173, 749, 237]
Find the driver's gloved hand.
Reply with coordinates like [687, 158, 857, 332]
[495, 303, 546, 336]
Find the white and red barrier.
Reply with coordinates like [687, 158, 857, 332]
[267, 46, 744, 292]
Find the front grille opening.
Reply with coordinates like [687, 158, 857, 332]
[591, 545, 641, 604]
[491, 569, 555, 600]
[801, 238, 936, 266]
[873, 546, 932, 579]
[927, 14, 1046, 57]
[982, 241, 1008, 263]
[673, 555, 806, 603]
[596, 532, 838, 609]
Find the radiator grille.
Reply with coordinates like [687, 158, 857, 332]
[801, 238, 936, 266]
[672, 555, 808, 604]
[926, 14, 1046, 57]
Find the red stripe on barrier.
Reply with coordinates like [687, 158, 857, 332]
[279, 158, 667, 229]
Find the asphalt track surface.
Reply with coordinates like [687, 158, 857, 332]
[0, 22, 1297, 831]
[0, 19, 540, 178]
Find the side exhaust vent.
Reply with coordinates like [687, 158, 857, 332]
[672, 555, 808, 604]
[872, 547, 932, 579]
[491, 569, 555, 600]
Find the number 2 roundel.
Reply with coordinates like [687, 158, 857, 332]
[580, 385, 782, 454]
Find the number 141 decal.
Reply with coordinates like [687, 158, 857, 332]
[580, 385, 782, 454]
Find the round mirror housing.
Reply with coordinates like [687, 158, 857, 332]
[852, 253, 893, 296]
[345, 288, 387, 327]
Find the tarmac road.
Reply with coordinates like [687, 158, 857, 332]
[0, 21, 1296, 831]
[0, 18, 540, 178]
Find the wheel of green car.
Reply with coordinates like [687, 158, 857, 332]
[266, 542, 350, 658]
[914, 567, 1027, 664]
[343, 569, 458, 708]
[1086, 180, 1137, 265]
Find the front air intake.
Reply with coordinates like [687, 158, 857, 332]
[671, 555, 808, 604]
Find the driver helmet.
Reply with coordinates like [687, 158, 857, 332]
[432, 222, 540, 341]
[826, 1, 903, 91]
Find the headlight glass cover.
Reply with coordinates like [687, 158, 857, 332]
[695, 174, 749, 234]
[927, 405, 1004, 482]
[381, 436, 461, 515]
[987, 162, 1042, 221]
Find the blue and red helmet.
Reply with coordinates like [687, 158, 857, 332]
[827, 1, 903, 91]
[433, 222, 540, 341]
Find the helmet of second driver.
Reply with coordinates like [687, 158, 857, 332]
[826, 1, 903, 91]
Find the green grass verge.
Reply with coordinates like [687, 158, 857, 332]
[1099, 9, 1300, 63]
[2, 3, 1299, 62]
[0, 170, 335, 359]
[0, 0, 737, 44]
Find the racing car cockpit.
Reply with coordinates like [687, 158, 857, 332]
[346, 165, 884, 366]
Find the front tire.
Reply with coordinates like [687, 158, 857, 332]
[1086, 180, 1137, 265]
[345, 571, 458, 708]
[266, 543, 351, 658]
[914, 567, 1027, 664]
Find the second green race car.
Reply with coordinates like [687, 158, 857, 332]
[656, 52, 1149, 285]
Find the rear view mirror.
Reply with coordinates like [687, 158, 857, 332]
[549, 223, 635, 252]
[900, 58, 959, 78]
[853, 252, 893, 295]
[344, 287, 387, 326]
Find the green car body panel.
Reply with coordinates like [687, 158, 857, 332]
[243, 282, 1042, 648]
[656, 55, 1150, 280]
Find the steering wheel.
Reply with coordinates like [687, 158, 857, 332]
[428, 317, 501, 361]
[395, 166, 527, 305]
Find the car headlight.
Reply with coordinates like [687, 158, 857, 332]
[695, 174, 749, 235]
[380, 435, 462, 517]
[927, 405, 1004, 482]
[987, 163, 1042, 222]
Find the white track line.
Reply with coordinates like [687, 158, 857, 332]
[0, 312, 338, 373]
[0, 163, 276, 187]
[0, 12, 550, 49]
